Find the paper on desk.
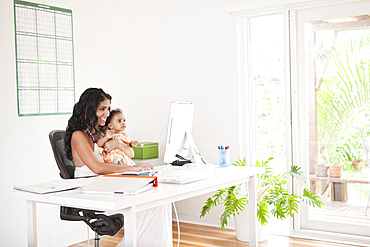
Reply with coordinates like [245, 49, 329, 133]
[79, 175, 157, 195]
[13, 177, 96, 194]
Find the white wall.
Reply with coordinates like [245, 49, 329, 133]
[150, 0, 239, 161]
[149, 0, 239, 228]
[0, 0, 239, 245]
[0, 0, 153, 246]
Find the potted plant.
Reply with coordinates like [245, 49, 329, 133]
[328, 155, 343, 178]
[315, 162, 329, 177]
[352, 150, 365, 171]
[200, 157, 323, 242]
[352, 158, 365, 171]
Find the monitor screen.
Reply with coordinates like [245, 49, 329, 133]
[163, 101, 194, 164]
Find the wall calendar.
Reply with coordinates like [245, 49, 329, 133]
[14, 0, 75, 116]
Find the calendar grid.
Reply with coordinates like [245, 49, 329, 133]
[14, 0, 75, 116]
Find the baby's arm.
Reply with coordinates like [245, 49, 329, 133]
[120, 132, 139, 147]
[97, 130, 114, 147]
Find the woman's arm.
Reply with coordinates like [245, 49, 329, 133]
[104, 138, 135, 158]
[71, 131, 152, 174]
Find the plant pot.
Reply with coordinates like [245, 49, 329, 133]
[352, 161, 365, 171]
[328, 166, 342, 178]
[315, 165, 328, 177]
[234, 206, 268, 242]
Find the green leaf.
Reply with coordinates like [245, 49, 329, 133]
[256, 157, 274, 181]
[219, 187, 247, 228]
[257, 201, 270, 226]
[233, 157, 247, 167]
[286, 195, 299, 217]
[200, 197, 216, 218]
[302, 189, 323, 208]
[200, 189, 226, 218]
[289, 165, 307, 184]
[271, 204, 286, 220]
[220, 210, 232, 229]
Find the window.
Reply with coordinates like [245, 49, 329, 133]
[305, 13, 370, 233]
[249, 14, 286, 170]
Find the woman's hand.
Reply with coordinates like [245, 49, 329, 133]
[104, 139, 124, 152]
[132, 162, 154, 171]
[104, 138, 135, 158]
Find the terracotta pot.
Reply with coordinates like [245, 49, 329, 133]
[352, 161, 365, 171]
[328, 166, 342, 178]
[315, 165, 328, 177]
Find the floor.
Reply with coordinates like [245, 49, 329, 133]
[70, 222, 364, 247]
[309, 197, 370, 225]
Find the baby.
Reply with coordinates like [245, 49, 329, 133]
[97, 108, 139, 166]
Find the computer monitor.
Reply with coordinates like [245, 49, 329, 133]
[163, 101, 207, 165]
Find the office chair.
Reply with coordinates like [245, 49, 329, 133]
[49, 130, 124, 246]
[49, 130, 75, 179]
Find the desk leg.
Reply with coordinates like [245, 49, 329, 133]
[27, 201, 37, 247]
[122, 206, 137, 247]
[248, 175, 258, 247]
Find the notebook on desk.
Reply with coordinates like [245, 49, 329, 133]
[13, 178, 95, 194]
[79, 175, 158, 195]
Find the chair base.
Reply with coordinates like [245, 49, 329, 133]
[94, 232, 100, 247]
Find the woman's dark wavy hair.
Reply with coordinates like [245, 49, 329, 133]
[65, 88, 112, 160]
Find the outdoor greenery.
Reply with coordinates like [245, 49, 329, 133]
[316, 29, 370, 166]
[313, 28, 370, 200]
[200, 158, 323, 228]
[250, 14, 286, 162]
[334, 122, 369, 165]
[254, 75, 286, 161]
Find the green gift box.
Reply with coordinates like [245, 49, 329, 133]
[133, 142, 159, 159]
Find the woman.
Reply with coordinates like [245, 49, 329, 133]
[65, 88, 172, 246]
[65, 88, 152, 176]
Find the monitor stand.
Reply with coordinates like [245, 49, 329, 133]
[186, 131, 208, 165]
[159, 132, 212, 184]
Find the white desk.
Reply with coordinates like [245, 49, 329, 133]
[9, 166, 260, 247]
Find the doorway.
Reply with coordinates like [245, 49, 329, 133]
[295, 1, 370, 239]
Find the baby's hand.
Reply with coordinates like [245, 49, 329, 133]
[105, 130, 114, 139]
[130, 140, 139, 147]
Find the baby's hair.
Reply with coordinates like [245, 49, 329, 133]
[106, 108, 124, 125]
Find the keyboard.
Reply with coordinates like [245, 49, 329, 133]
[156, 163, 215, 184]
